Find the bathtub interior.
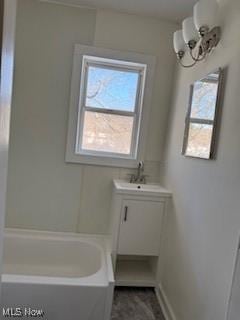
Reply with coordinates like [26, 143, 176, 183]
[2, 231, 103, 278]
[1, 230, 115, 320]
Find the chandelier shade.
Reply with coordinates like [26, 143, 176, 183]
[173, 0, 221, 68]
[173, 30, 185, 54]
[193, 0, 218, 31]
[182, 17, 199, 44]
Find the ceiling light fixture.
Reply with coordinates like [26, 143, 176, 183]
[173, 0, 221, 68]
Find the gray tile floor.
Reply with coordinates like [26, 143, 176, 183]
[111, 287, 165, 320]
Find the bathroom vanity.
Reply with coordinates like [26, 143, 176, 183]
[110, 180, 171, 287]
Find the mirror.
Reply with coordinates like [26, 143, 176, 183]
[182, 68, 224, 159]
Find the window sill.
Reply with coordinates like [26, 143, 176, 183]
[65, 151, 141, 168]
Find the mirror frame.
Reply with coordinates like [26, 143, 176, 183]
[182, 68, 225, 160]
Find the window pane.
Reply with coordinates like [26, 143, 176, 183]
[85, 66, 139, 112]
[81, 111, 134, 154]
[186, 123, 213, 159]
[190, 79, 218, 120]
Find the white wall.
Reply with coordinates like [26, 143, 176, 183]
[161, 1, 240, 319]
[228, 246, 240, 320]
[0, 0, 17, 294]
[5, 0, 177, 233]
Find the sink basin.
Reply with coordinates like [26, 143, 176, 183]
[113, 180, 171, 197]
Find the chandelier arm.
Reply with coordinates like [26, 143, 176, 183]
[177, 48, 202, 68]
[177, 47, 208, 68]
[177, 58, 198, 68]
[190, 48, 200, 61]
[189, 47, 207, 62]
[197, 53, 207, 61]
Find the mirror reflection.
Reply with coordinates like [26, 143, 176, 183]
[182, 69, 223, 159]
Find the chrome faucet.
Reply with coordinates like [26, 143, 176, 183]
[129, 161, 147, 184]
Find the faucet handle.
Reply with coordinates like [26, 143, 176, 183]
[127, 173, 136, 183]
[140, 175, 149, 184]
[138, 161, 144, 170]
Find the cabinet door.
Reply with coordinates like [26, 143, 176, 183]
[118, 200, 164, 256]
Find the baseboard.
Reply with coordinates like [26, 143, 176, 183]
[155, 283, 177, 320]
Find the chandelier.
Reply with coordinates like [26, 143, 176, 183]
[173, 0, 221, 68]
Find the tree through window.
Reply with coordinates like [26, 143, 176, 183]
[76, 56, 146, 157]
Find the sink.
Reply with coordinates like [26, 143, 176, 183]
[113, 180, 171, 197]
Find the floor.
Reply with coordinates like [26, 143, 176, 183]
[111, 287, 165, 320]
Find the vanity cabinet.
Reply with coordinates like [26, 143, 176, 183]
[110, 180, 171, 287]
[118, 199, 164, 256]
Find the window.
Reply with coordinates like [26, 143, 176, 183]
[66, 45, 156, 167]
[77, 56, 145, 157]
[182, 69, 224, 159]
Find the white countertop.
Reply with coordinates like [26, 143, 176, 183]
[113, 179, 172, 197]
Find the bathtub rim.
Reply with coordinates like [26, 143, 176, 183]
[2, 228, 114, 287]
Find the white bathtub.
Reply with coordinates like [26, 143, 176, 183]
[1, 229, 114, 320]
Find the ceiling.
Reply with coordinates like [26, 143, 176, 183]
[41, 0, 198, 23]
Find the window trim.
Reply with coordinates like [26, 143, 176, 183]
[66, 45, 156, 168]
[76, 56, 146, 159]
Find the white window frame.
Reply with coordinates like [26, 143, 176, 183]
[66, 45, 156, 168]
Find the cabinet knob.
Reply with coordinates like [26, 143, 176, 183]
[124, 206, 128, 222]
